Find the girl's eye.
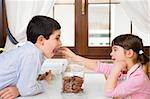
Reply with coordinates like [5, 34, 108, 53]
[56, 38, 60, 40]
[114, 49, 117, 51]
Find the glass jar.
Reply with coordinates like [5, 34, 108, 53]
[62, 61, 84, 94]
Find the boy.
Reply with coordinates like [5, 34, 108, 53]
[0, 15, 62, 99]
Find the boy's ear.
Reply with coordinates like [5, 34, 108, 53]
[126, 49, 134, 58]
[36, 35, 45, 45]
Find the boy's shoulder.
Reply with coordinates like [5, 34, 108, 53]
[15, 41, 37, 55]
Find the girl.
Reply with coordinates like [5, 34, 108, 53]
[60, 34, 150, 99]
[0, 16, 62, 99]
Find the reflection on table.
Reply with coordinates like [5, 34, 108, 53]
[17, 73, 110, 99]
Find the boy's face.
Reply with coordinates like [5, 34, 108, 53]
[37, 30, 62, 58]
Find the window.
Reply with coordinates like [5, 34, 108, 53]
[49, 0, 75, 47]
[0, 0, 149, 57]
[51, 0, 149, 59]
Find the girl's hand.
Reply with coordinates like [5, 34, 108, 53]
[58, 47, 79, 61]
[0, 86, 19, 99]
[114, 60, 127, 72]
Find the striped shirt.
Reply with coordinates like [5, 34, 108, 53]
[95, 62, 150, 99]
[0, 41, 48, 96]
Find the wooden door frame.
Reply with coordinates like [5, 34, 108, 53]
[0, 0, 7, 48]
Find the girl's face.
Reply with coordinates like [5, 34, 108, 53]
[110, 45, 126, 62]
[41, 30, 62, 58]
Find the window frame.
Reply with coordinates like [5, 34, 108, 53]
[1, 0, 149, 58]
[74, 0, 112, 59]
[74, 0, 149, 59]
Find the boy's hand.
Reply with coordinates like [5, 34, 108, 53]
[37, 70, 53, 81]
[43, 70, 53, 81]
[0, 86, 19, 99]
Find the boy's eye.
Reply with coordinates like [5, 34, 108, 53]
[112, 48, 117, 52]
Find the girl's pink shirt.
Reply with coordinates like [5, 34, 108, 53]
[95, 62, 150, 99]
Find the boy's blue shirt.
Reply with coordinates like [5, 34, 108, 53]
[0, 41, 48, 96]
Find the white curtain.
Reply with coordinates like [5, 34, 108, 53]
[120, 0, 150, 34]
[4, 0, 56, 50]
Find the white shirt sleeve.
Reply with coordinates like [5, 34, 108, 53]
[16, 52, 48, 96]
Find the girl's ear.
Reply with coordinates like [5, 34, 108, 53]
[126, 49, 134, 58]
[36, 35, 45, 46]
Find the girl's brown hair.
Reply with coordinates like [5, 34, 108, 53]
[112, 34, 149, 65]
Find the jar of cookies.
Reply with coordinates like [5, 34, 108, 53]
[62, 61, 84, 94]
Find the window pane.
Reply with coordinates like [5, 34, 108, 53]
[111, 4, 130, 42]
[133, 24, 150, 46]
[89, 0, 119, 3]
[88, 3, 131, 47]
[55, 0, 74, 3]
[88, 4, 110, 47]
[49, 0, 75, 47]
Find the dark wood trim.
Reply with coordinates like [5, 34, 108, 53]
[75, 0, 81, 55]
[3, 0, 7, 46]
[83, 0, 88, 55]
[81, 46, 150, 59]
[0, 0, 2, 37]
[75, 0, 88, 55]
[85, 47, 111, 59]
[54, 46, 150, 59]
[130, 21, 132, 34]
[0, 0, 4, 47]
[109, 0, 111, 45]
[0, 0, 7, 48]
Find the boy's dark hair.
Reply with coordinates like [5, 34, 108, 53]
[112, 34, 149, 65]
[26, 15, 61, 43]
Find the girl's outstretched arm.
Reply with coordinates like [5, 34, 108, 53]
[59, 47, 98, 71]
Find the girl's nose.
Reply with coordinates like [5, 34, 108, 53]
[110, 51, 113, 56]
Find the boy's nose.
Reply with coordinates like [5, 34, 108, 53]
[59, 41, 62, 47]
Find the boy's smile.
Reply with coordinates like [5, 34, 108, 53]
[45, 30, 62, 58]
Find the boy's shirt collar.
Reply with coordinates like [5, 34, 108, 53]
[27, 41, 45, 63]
[26, 41, 43, 54]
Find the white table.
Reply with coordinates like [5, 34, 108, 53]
[17, 73, 110, 99]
